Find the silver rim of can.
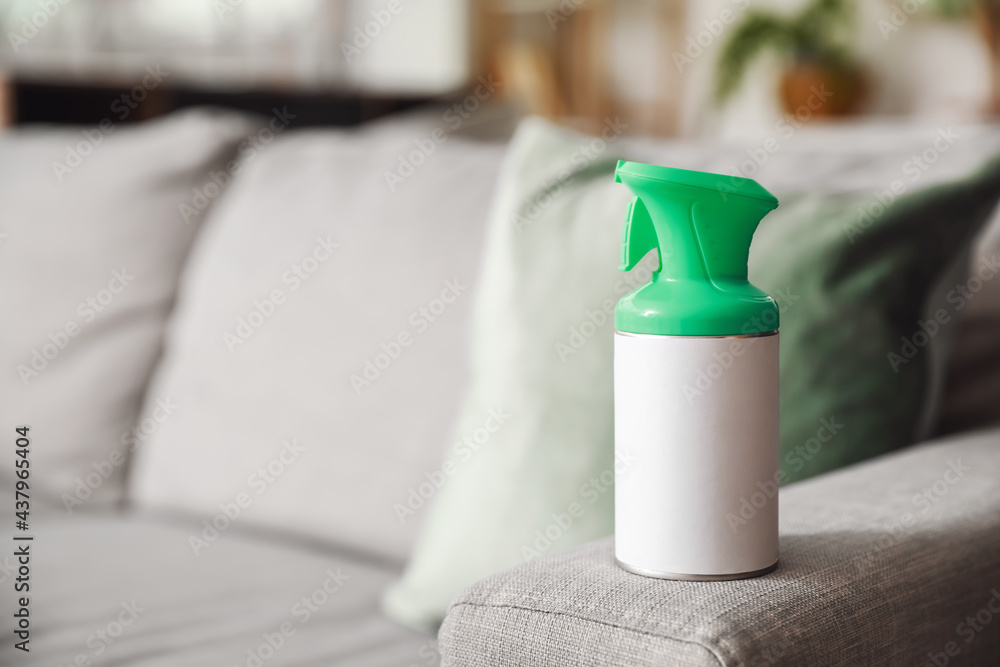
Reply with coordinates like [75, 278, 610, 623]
[614, 330, 778, 340]
[615, 558, 779, 581]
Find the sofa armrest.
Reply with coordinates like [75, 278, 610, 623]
[439, 428, 1000, 666]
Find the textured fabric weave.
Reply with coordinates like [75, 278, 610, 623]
[439, 427, 1000, 666]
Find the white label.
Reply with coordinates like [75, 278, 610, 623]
[614, 332, 779, 576]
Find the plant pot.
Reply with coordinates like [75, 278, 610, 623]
[779, 62, 864, 118]
[973, 1, 1000, 113]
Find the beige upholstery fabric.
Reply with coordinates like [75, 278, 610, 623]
[440, 427, 1000, 666]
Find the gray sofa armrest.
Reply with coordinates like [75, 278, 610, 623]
[439, 428, 1000, 666]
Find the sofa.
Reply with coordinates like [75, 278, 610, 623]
[1, 106, 999, 666]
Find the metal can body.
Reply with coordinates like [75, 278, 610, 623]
[614, 330, 779, 580]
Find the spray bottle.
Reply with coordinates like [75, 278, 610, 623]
[613, 160, 780, 580]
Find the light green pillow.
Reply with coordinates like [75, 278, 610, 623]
[383, 118, 1000, 631]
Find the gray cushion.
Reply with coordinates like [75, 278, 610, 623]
[0, 110, 258, 509]
[128, 122, 505, 563]
[439, 427, 1000, 666]
[0, 511, 437, 666]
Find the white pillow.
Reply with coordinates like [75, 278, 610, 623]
[0, 109, 257, 511]
[128, 124, 504, 562]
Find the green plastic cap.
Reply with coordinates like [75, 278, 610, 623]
[613, 160, 779, 336]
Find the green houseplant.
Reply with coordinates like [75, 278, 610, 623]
[715, 0, 863, 117]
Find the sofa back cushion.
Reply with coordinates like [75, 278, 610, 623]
[936, 211, 1000, 434]
[0, 109, 256, 511]
[127, 122, 504, 562]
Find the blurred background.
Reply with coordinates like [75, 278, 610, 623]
[4, 2, 1000, 665]
[0, 0, 996, 135]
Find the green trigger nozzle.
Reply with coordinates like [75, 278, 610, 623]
[613, 161, 780, 337]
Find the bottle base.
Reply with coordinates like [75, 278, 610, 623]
[615, 557, 779, 581]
